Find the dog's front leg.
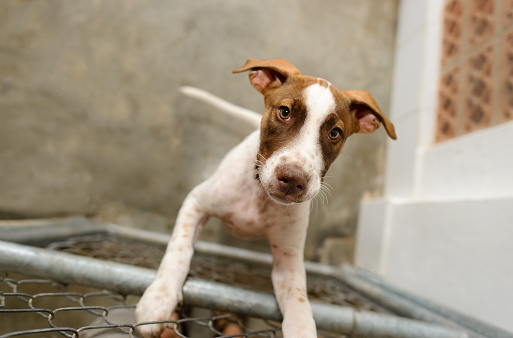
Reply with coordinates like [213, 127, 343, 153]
[270, 239, 316, 337]
[135, 189, 208, 338]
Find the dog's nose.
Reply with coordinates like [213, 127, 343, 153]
[275, 165, 308, 197]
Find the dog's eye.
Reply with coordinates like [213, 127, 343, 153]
[278, 106, 291, 120]
[328, 128, 342, 140]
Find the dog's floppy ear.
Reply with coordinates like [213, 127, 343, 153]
[343, 90, 397, 140]
[233, 58, 301, 94]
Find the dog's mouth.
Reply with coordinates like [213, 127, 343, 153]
[266, 189, 305, 205]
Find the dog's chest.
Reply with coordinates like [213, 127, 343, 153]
[212, 173, 297, 239]
[214, 180, 281, 239]
[205, 130, 303, 239]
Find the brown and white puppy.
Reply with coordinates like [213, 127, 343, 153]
[135, 58, 396, 338]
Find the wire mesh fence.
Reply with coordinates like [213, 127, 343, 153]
[1, 234, 374, 338]
[1, 219, 502, 338]
[45, 234, 390, 313]
[0, 272, 287, 338]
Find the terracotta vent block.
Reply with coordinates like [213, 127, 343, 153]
[442, 0, 463, 64]
[436, 67, 460, 142]
[464, 44, 494, 133]
[501, 30, 513, 122]
[469, 0, 495, 46]
[503, 0, 513, 28]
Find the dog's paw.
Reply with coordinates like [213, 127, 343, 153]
[135, 280, 179, 338]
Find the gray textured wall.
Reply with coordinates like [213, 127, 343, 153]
[0, 0, 398, 262]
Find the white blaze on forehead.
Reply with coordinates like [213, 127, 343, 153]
[286, 84, 335, 188]
[304, 83, 336, 125]
[295, 83, 336, 163]
[258, 83, 337, 203]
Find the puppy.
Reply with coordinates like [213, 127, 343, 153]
[135, 58, 396, 338]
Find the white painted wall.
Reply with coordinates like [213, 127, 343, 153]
[355, 0, 513, 332]
[418, 122, 513, 200]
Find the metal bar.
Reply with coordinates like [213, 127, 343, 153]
[0, 217, 107, 246]
[106, 223, 170, 245]
[0, 240, 153, 295]
[0, 240, 468, 338]
[337, 265, 494, 338]
[108, 222, 339, 277]
[0, 218, 346, 276]
[341, 265, 513, 338]
[185, 279, 468, 338]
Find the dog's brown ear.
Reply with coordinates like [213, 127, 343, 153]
[233, 58, 301, 94]
[344, 90, 397, 140]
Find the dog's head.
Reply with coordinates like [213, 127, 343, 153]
[233, 58, 397, 205]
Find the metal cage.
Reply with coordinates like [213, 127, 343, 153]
[0, 217, 510, 338]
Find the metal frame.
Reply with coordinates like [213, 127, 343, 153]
[1, 217, 511, 338]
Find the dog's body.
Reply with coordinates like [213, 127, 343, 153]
[135, 58, 396, 337]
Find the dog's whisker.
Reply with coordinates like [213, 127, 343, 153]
[320, 187, 332, 199]
[320, 184, 332, 197]
[310, 196, 317, 214]
[321, 182, 334, 191]
[320, 185, 332, 197]
[257, 153, 267, 162]
[320, 190, 329, 205]
[315, 186, 331, 205]
[316, 190, 324, 205]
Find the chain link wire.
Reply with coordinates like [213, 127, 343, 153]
[1, 234, 387, 337]
[0, 272, 288, 338]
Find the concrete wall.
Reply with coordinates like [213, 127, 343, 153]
[0, 0, 398, 262]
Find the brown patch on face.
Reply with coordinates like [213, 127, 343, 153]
[318, 114, 346, 175]
[317, 87, 357, 176]
[258, 77, 317, 163]
[257, 76, 357, 182]
[298, 297, 306, 303]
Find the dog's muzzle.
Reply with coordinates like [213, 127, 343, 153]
[266, 165, 309, 204]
